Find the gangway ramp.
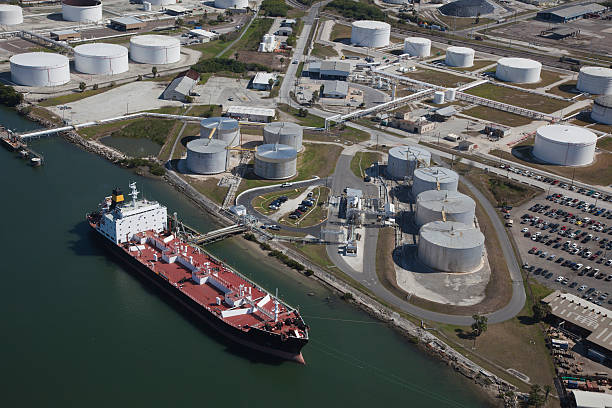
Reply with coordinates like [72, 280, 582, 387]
[193, 224, 248, 245]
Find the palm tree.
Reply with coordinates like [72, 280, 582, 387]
[471, 314, 488, 348]
[151, 66, 157, 78]
[543, 385, 553, 404]
[234, 52, 239, 61]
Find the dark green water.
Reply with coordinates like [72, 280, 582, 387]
[0, 107, 492, 407]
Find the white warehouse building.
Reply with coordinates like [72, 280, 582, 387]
[532, 124, 597, 166]
[129, 35, 181, 65]
[350, 20, 390, 48]
[74, 43, 129, 75]
[62, 0, 102, 23]
[496, 57, 542, 84]
[10, 52, 70, 87]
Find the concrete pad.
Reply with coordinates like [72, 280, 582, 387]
[342, 226, 366, 273]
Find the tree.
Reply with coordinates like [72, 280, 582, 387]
[280, 57, 285, 65]
[92, 83, 98, 90]
[543, 385, 553, 404]
[471, 314, 488, 347]
[475, 12, 481, 24]
[79, 82, 86, 92]
[137, 74, 142, 81]
[234, 52, 239, 61]
[528, 384, 545, 407]
[532, 301, 551, 322]
[184, 95, 193, 103]
[312, 90, 319, 101]
[175, 18, 184, 26]
[268, 78, 274, 89]
[151, 66, 157, 78]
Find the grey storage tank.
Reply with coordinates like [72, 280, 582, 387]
[417, 221, 484, 272]
[415, 190, 476, 227]
[412, 167, 459, 197]
[263, 122, 303, 151]
[186, 139, 228, 174]
[200, 117, 240, 147]
[254, 143, 297, 179]
[386, 145, 431, 179]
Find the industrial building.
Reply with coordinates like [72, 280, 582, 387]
[484, 123, 511, 138]
[130, 35, 181, 65]
[439, 0, 494, 17]
[62, 0, 102, 23]
[536, 3, 606, 22]
[412, 167, 459, 197]
[532, 124, 597, 166]
[215, 0, 248, 8]
[281, 19, 296, 27]
[0, 4, 23, 25]
[495, 58, 542, 84]
[74, 43, 129, 75]
[148, 0, 176, 5]
[252, 72, 278, 91]
[403, 37, 431, 58]
[162, 69, 199, 102]
[110, 17, 146, 31]
[186, 139, 228, 174]
[445, 47, 475, 68]
[200, 117, 240, 147]
[50, 29, 81, 41]
[189, 29, 218, 42]
[577, 66, 612, 95]
[393, 118, 436, 134]
[164, 5, 188, 16]
[254, 144, 297, 180]
[350, 20, 391, 48]
[415, 190, 476, 227]
[10, 52, 70, 87]
[417, 221, 484, 272]
[571, 390, 612, 408]
[263, 122, 303, 151]
[302, 61, 351, 81]
[322, 80, 348, 98]
[591, 95, 612, 125]
[386, 145, 431, 179]
[258, 34, 278, 53]
[275, 27, 293, 36]
[224, 106, 275, 123]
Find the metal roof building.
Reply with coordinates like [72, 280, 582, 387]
[537, 3, 606, 22]
[252, 72, 277, 90]
[571, 390, 612, 408]
[322, 80, 348, 98]
[162, 69, 199, 102]
[303, 61, 350, 80]
[110, 17, 146, 31]
[224, 106, 276, 123]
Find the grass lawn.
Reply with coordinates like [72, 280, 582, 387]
[303, 126, 370, 144]
[172, 123, 201, 160]
[27, 106, 63, 125]
[182, 177, 228, 205]
[188, 37, 234, 59]
[350, 151, 381, 178]
[405, 67, 472, 87]
[279, 186, 330, 228]
[311, 44, 338, 58]
[79, 119, 139, 139]
[598, 136, 612, 152]
[252, 187, 306, 216]
[278, 104, 325, 127]
[464, 83, 572, 114]
[461, 105, 534, 127]
[515, 70, 564, 90]
[341, 49, 367, 58]
[296, 61, 304, 77]
[39, 87, 112, 107]
[547, 81, 579, 98]
[220, 17, 274, 57]
[289, 242, 337, 270]
[450, 59, 495, 72]
[436, 12, 495, 31]
[188, 104, 222, 118]
[158, 122, 184, 162]
[330, 23, 351, 42]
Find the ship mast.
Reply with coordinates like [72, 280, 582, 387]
[129, 182, 139, 208]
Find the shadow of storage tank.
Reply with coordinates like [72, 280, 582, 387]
[415, 190, 476, 227]
[186, 139, 228, 175]
[386, 145, 431, 179]
[263, 122, 303, 151]
[200, 117, 240, 147]
[254, 144, 297, 180]
[418, 221, 484, 272]
[412, 167, 459, 197]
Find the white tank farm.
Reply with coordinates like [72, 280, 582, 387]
[254, 144, 297, 180]
[418, 221, 485, 272]
[130, 35, 181, 65]
[215, 0, 248, 8]
[74, 43, 129, 75]
[415, 190, 476, 227]
[533, 124, 597, 166]
[10, 52, 70, 87]
[412, 166, 459, 197]
[445, 46, 474, 68]
[200, 117, 240, 147]
[186, 139, 228, 175]
[148, 0, 176, 5]
[403, 37, 431, 57]
[263, 122, 303, 151]
[577, 66, 612, 95]
[0, 4, 23, 25]
[592, 95, 612, 125]
[350, 20, 391, 48]
[495, 57, 541, 84]
[386, 145, 431, 179]
[62, 0, 102, 23]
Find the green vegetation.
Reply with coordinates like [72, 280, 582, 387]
[463, 83, 572, 114]
[597, 136, 612, 152]
[192, 57, 271, 74]
[279, 186, 330, 228]
[183, 177, 228, 205]
[120, 157, 166, 176]
[112, 119, 175, 146]
[269, 250, 305, 271]
[0, 83, 23, 107]
[296, 61, 304, 77]
[252, 187, 306, 215]
[278, 104, 325, 127]
[188, 34, 237, 59]
[461, 105, 534, 127]
[311, 44, 338, 58]
[261, 0, 290, 17]
[221, 18, 274, 57]
[350, 151, 381, 178]
[330, 23, 352, 42]
[188, 104, 222, 117]
[405, 68, 471, 87]
[326, 0, 385, 21]
[39, 87, 111, 107]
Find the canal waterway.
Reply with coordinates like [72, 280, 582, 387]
[0, 108, 492, 407]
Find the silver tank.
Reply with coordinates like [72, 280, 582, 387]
[386, 145, 431, 179]
[263, 122, 303, 151]
[200, 117, 240, 147]
[186, 139, 228, 174]
[254, 143, 297, 180]
[415, 190, 475, 227]
[412, 167, 459, 197]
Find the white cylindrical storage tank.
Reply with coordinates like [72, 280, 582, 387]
[445, 88, 456, 102]
[350, 20, 391, 48]
[254, 144, 297, 180]
[412, 167, 459, 197]
[495, 57, 541, 84]
[62, 0, 102, 22]
[417, 221, 484, 272]
[186, 139, 228, 175]
[577, 66, 612, 95]
[143, 1, 152, 11]
[445, 46, 474, 67]
[74, 43, 129, 75]
[387, 145, 431, 179]
[130, 35, 181, 65]
[592, 95, 612, 125]
[148, 0, 176, 5]
[403, 37, 431, 57]
[10, 52, 70, 87]
[214, 0, 248, 8]
[0, 5, 23, 25]
[200, 117, 240, 147]
[263, 122, 303, 151]
[532, 124, 596, 166]
[433, 91, 445, 104]
[415, 190, 476, 227]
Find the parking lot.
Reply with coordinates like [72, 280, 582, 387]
[510, 193, 612, 309]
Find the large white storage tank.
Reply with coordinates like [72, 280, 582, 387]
[254, 144, 297, 180]
[186, 139, 228, 175]
[200, 117, 240, 147]
[532, 124, 596, 166]
[214, 0, 248, 8]
[418, 220, 484, 272]
[403, 37, 431, 57]
[386, 145, 431, 179]
[415, 190, 476, 227]
[74, 43, 129, 75]
[62, 0, 102, 23]
[445, 46, 474, 67]
[577, 66, 612, 95]
[495, 57, 541, 84]
[412, 167, 459, 197]
[263, 122, 303, 151]
[148, 0, 176, 5]
[592, 95, 612, 125]
[10, 52, 70, 87]
[130, 35, 181, 65]
[350, 20, 391, 48]
[0, 5, 23, 25]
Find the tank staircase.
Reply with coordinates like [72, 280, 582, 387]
[222, 151, 252, 209]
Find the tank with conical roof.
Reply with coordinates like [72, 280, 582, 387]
[386, 145, 431, 179]
[412, 167, 459, 197]
[254, 144, 297, 180]
[415, 190, 475, 227]
[263, 122, 303, 151]
[186, 139, 228, 174]
[417, 221, 484, 272]
[200, 117, 240, 147]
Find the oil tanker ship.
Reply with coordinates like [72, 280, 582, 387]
[87, 183, 309, 363]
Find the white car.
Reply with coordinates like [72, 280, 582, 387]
[556, 276, 565, 282]
[521, 228, 529, 233]
[578, 285, 587, 291]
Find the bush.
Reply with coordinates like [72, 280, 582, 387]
[0, 84, 23, 107]
[260, 242, 272, 251]
[244, 233, 257, 242]
[92, 83, 99, 90]
[326, 0, 385, 21]
[191, 58, 271, 74]
[261, 0, 290, 17]
[120, 158, 166, 176]
[304, 269, 314, 276]
[341, 292, 354, 301]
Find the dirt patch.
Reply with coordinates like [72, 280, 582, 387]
[236, 50, 289, 71]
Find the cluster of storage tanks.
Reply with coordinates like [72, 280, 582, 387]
[10, 35, 181, 87]
[532, 124, 597, 166]
[350, 20, 391, 48]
